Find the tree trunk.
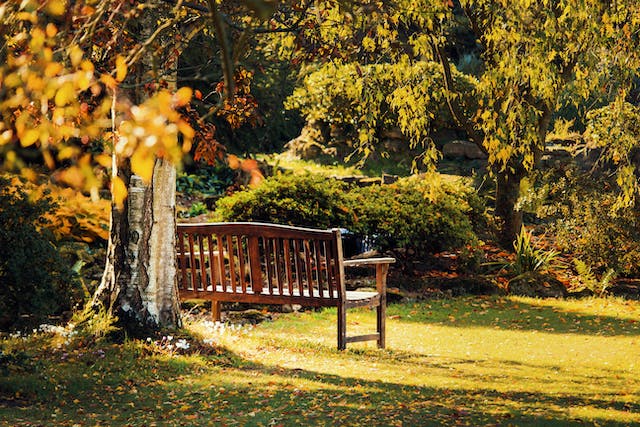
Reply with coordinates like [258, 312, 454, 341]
[494, 165, 526, 248]
[92, 6, 181, 333]
[93, 159, 181, 332]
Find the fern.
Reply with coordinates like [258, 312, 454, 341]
[574, 259, 616, 296]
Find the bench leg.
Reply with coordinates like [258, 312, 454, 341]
[377, 301, 386, 349]
[212, 300, 221, 322]
[337, 304, 347, 350]
[376, 263, 388, 349]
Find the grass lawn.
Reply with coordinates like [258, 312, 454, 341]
[1, 296, 639, 426]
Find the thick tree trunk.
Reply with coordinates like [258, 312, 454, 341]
[494, 166, 526, 248]
[92, 5, 181, 333]
[93, 159, 181, 332]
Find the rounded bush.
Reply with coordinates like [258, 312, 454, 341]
[0, 176, 81, 330]
[349, 175, 482, 257]
[214, 173, 357, 229]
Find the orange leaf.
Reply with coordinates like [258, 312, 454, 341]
[240, 158, 259, 173]
[227, 154, 240, 170]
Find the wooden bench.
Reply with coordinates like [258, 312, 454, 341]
[176, 222, 395, 350]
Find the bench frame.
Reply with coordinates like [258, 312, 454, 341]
[176, 222, 394, 350]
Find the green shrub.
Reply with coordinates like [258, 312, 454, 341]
[214, 173, 484, 262]
[0, 176, 81, 330]
[213, 173, 356, 229]
[349, 174, 483, 258]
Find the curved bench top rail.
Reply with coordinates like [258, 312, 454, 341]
[177, 222, 338, 240]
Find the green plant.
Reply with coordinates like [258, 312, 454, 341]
[187, 202, 208, 218]
[535, 164, 640, 276]
[0, 176, 81, 330]
[510, 227, 559, 276]
[349, 174, 484, 260]
[177, 163, 235, 196]
[213, 173, 356, 229]
[214, 173, 485, 265]
[573, 259, 616, 297]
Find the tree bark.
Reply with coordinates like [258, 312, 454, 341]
[494, 165, 526, 248]
[92, 5, 181, 333]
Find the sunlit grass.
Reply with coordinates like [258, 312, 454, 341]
[258, 152, 364, 177]
[1, 296, 639, 426]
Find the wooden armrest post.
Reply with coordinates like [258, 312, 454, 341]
[376, 263, 389, 348]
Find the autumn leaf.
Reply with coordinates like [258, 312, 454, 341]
[115, 56, 128, 82]
[112, 176, 128, 210]
[174, 87, 193, 107]
[20, 129, 40, 147]
[131, 150, 155, 182]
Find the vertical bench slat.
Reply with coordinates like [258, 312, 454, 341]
[283, 238, 293, 296]
[206, 235, 217, 290]
[238, 235, 248, 293]
[265, 238, 274, 295]
[274, 238, 285, 296]
[177, 231, 188, 291]
[197, 235, 207, 291]
[304, 240, 314, 298]
[187, 233, 197, 291]
[248, 236, 263, 294]
[226, 235, 237, 292]
[313, 239, 324, 298]
[325, 240, 335, 299]
[216, 234, 227, 292]
[294, 239, 305, 297]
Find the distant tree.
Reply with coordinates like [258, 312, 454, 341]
[283, 0, 640, 246]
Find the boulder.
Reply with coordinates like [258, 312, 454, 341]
[442, 140, 487, 160]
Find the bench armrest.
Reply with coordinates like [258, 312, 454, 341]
[343, 257, 395, 294]
[342, 257, 395, 268]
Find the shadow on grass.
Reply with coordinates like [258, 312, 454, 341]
[387, 297, 640, 336]
[1, 340, 636, 427]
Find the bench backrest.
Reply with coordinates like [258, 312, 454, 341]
[176, 222, 346, 302]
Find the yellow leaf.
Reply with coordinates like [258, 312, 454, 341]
[29, 28, 46, 53]
[112, 176, 127, 211]
[47, 0, 67, 16]
[55, 82, 75, 107]
[45, 23, 58, 38]
[115, 56, 127, 82]
[178, 120, 194, 139]
[44, 62, 63, 78]
[69, 45, 83, 67]
[174, 87, 192, 107]
[100, 74, 117, 89]
[95, 154, 113, 168]
[131, 150, 155, 182]
[59, 166, 84, 188]
[58, 146, 78, 160]
[21, 129, 40, 147]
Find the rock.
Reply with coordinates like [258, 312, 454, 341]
[508, 272, 567, 298]
[442, 140, 487, 160]
[281, 304, 302, 313]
